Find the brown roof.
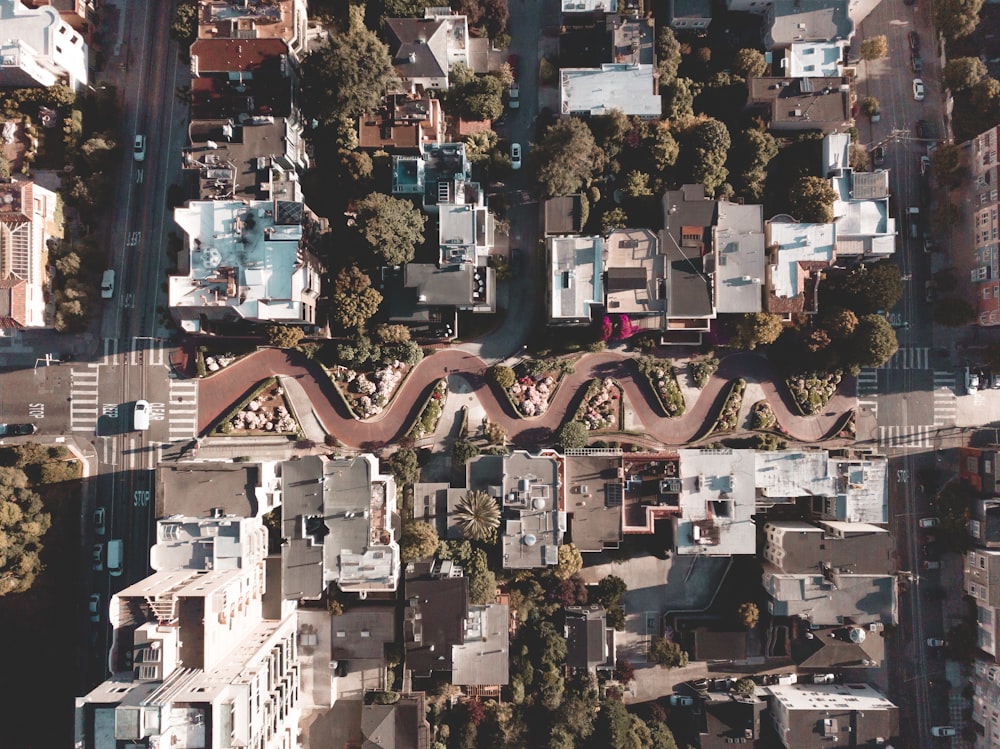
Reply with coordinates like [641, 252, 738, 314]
[0, 275, 27, 328]
[190, 39, 290, 73]
[358, 95, 443, 152]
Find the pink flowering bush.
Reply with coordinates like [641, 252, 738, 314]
[332, 362, 409, 419]
[575, 377, 622, 431]
[509, 375, 555, 416]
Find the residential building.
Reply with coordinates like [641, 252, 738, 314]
[766, 683, 898, 749]
[726, 0, 772, 14]
[782, 41, 846, 78]
[971, 658, 1000, 748]
[966, 548, 1000, 658]
[961, 445, 1000, 495]
[713, 201, 765, 314]
[560, 63, 660, 117]
[763, 221, 836, 317]
[0, 177, 61, 330]
[330, 607, 397, 671]
[438, 179, 494, 267]
[385, 262, 496, 333]
[791, 623, 884, 670]
[561, 0, 619, 11]
[970, 498, 1000, 549]
[698, 696, 766, 749]
[392, 142, 470, 209]
[747, 76, 853, 134]
[0, 0, 88, 90]
[280, 454, 401, 600]
[764, 0, 855, 50]
[386, 9, 469, 93]
[824, 132, 896, 258]
[669, 0, 712, 29]
[361, 692, 431, 749]
[660, 185, 718, 342]
[544, 195, 586, 236]
[150, 512, 269, 572]
[673, 448, 758, 556]
[358, 95, 445, 152]
[564, 605, 615, 675]
[189, 38, 296, 122]
[761, 520, 897, 626]
[156, 461, 283, 519]
[196, 0, 309, 63]
[546, 235, 604, 325]
[452, 601, 510, 690]
[169, 199, 323, 331]
[562, 452, 624, 552]
[20, 0, 99, 43]
[602, 228, 662, 326]
[969, 126, 1000, 326]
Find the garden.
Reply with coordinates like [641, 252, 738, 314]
[635, 356, 686, 416]
[491, 358, 574, 417]
[212, 378, 300, 436]
[786, 371, 842, 416]
[407, 379, 448, 440]
[330, 361, 410, 420]
[574, 377, 624, 432]
[706, 378, 746, 436]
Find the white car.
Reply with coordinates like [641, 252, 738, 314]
[133, 134, 146, 162]
[912, 79, 925, 101]
[88, 593, 101, 623]
[927, 638, 947, 647]
[101, 269, 115, 300]
[669, 695, 694, 707]
[133, 400, 150, 431]
[920, 155, 931, 175]
[510, 142, 522, 170]
[931, 726, 956, 736]
[967, 367, 980, 393]
[918, 517, 939, 529]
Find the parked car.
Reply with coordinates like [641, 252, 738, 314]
[88, 593, 101, 623]
[91, 544, 103, 572]
[911, 53, 923, 74]
[915, 119, 931, 139]
[925, 281, 935, 304]
[510, 142, 522, 170]
[927, 638, 947, 647]
[919, 517, 939, 528]
[872, 145, 885, 167]
[908, 31, 920, 50]
[0, 423, 36, 437]
[133, 134, 146, 162]
[912, 79, 925, 101]
[924, 237, 934, 254]
[101, 269, 115, 299]
[992, 373, 1000, 389]
[688, 678, 709, 694]
[920, 155, 931, 175]
[931, 726, 957, 736]
[669, 695, 694, 707]
[94, 507, 106, 536]
[508, 84, 519, 109]
[967, 367, 981, 393]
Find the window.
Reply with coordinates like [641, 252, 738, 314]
[985, 289, 992, 300]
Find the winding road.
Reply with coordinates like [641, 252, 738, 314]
[196, 348, 856, 449]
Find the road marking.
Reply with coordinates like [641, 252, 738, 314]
[103, 337, 118, 366]
[70, 369, 100, 433]
[127, 231, 141, 247]
[857, 368, 879, 417]
[884, 347, 929, 370]
[879, 425, 932, 449]
[168, 380, 199, 440]
[135, 169, 143, 185]
[933, 371, 957, 425]
[131, 337, 165, 366]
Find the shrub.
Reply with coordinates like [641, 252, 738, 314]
[689, 356, 719, 388]
[636, 357, 685, 417]
[453, 440, 481, 464]
[490, 364, 516, 389]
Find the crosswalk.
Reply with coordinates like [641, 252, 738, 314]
[879, 425, 933, 449]
[102, 337, 170, 367]
[884, 347, 930, 370]
[168, 380, 199, 441]
[857, 368, 879, 417]
[70, 369, 100, 433]
[933, 371, 957, 426]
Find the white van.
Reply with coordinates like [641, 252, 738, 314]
[101, 270, 115, 299]
[133, 400, 150, 431]
[107, 539, 123, 577]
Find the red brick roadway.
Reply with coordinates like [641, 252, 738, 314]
[196, 348, 855, 450]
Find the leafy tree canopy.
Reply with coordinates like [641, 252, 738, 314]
[788, 175, 837, 223]
[557, 420, 589, 449]
[934, 0, 985, 41]
[533, 117, 606, 197]
[399, 519, 439, 562]
[447, 64, 505, 121]
[859, 35, 888, 60]
[944, 56, 988, 91]
[330, 266, 383, 330]
[851, 313, 899, 368]
[354, 193, 427, 266]
[728, 312, 784, 350]
[732, 48, 768, 78]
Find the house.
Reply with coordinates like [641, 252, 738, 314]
[544, 195, 586, 236]
[189, 38, 296, 121]
[451, 601, 510, 690]
[970, 498, 1000, 549]
[673, 448, 758, 556]
[361, 692, 431, 749]
[19, 0, 99, 44]
[967, 126, 1000, 326]
[564, 605, 615, 675]
[765, 683, 899, 749]
[603, 228, 662, 326]
[155, 461, 283, 519]
[195, 0, 310, 63]
[560, 64, 661, 117]
[562, 452, 624, 552]
[971, 658, 1000, 747]
[392, 142, 470, 209]
[966, 548, 1000, 658]
[699, 696, 766, 749]
[713, 201, 766, 314]
[761, 520, 897, 626]
[960, 445, 1000, 495]
[790, 623, 884, 670]
[763, 221, 835, 317]
[330, 607, 397, 670]
[660, 185, 718, 343]
[824, 133, 896, 259]
[385, 262, 495, 334]
[781, 41, 847, 78]
[764, 0, 854, 50]
[546, 235, 604, 325]
[359, 94, 445, 152]
[386, 9, 469, 93]
[169, 199, 323, 331]
[438, 180, 494, 267]
[669, 0, 712, 30]
[0, 0, 89, 90]
[0, 177, 62, 330]
[747, 76, 852, 134]
[280, 454, 401, 600]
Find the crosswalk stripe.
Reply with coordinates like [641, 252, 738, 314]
[167, 379, 198, 440]
[70, 369, 100, 433]
[879, 425, 932, 448]
[884, 347, 930, 370]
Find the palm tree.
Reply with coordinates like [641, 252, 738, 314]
[454, 490, 501, 542]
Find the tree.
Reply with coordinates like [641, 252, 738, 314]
[646, 125, 679, 172]
[851, 314, 899, 368]
[375, 324, 411, 343]
[354, 193, 427, 265]
[448, 65, 505, 120]
[860, 96, 880, 117]
[589, 108, 631, 160]
[733, 677, 757, 696]
[264, 324, 304, 349]
[169, 0, 198, 46]
[453, 440, 481, 464]
[592, 698, 631, 749]
[0, 481, 51, 597]
[732, 48, 768, 79]
[836, 260, 903, 313]
[623, 715, 653, 749]
[820, 307, 858, 339]
[557, 420, 589, 449]
[554, 543, 583, 580]
[647, 722, 680, 749]
[944, 57, 987, 91]
[729, 312, 783, 350]
[656, 28, 682, 86]
[385, 448, 420, 488]
[934, 298, 977, 326]
[54, 252, 81, 277]
[788, 175, 837, 223]
[931, 143, 965, 189]
[601, 207, 629, 233]
[533, 117, 605, 197]
[463, 129, 500, 163]
[490, 364, 516, 389]
[731, 127, 778, 201]
[399, 520, 439, 562]
[622, 170, 653, 199]
[934, 0, 984, 41]
[455, 490, 501, 541]
[663, 78, 696, 120]
[737, 601, 760, 628]
[648, 636, 688, 668]
[300, 27, 398, 130]
[613, 657, 636, 684]
[859, 35, 889, 60]
[331, 266, 383, 329]
[594, 574, 628, 608]
[972, 77, 1000, 126]
[677, 116, 731, 193]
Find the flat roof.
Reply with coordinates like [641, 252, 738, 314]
[451, 604, 510, 685]
[766, 222, 835, 302]
[784, 41, 845, 78]
[563, 453, 624, 552]
[156, 463, 261, 519]
[766, 0, 853, 49]
[560, 64, 661, 117]
[604, 228, 662, 316]
[674, 449, 757, 556]
[714, 202, 765, 314]
[661, 186, 717, 319]
[548, 236, 604, 322]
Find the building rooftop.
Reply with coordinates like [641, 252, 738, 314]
[790, 623, 884, 669]
[561, 0, 618, 10]
[604, 228, 663, 316]
[767, 683, 898, 749]
[544, 195, 585, 235]
[714, 202, 765, 314]
[547, 236, 604, 323]
[392, 142, 470, 204]
[361, 691, 431, 749]
[766, 0, 854, 49]
[404, 575, 470, 675]
[764, 221, 835, 314]
[749, 77, 851, 132]
[560, 64, 661, 117]
[565, 605, 614, 672]
[150, 514, 268, 572]
[451, 603, 510, 685]
[605, 16, 655, 66]
[359, 95, 444, 152]
[700, 697, 765, 749]
[386, 17, 450, 80]
[764, 569, 896, 625]
[331, 607, 397, 663]
[674, 449, 757, 556]
[563, 453, 624, 552]
[498, 452, 566, 568]
[155, 462, 280, 519]
[0, 0, 88, 89]
[783, 41, 845, 78]
[197, 0, 307, 55]
[661, 185, 717, 321]
[763, 520, 893, 576]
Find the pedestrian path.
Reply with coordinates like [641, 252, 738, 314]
[884, 347, 930, 370]
[878, 424, 933, 449]
[857, 368, 879, 417]
[167, 380, 199, 441]
[933, 370, 957, 426]
[129, 337, 168, 367]
[70, 368, 100, 433]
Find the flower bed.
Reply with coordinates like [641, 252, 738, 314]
[635, 357, 685, 417]
[749, 401, 777, 431]
[408, 379, 448, 439]
[506, 359, 573, 417]
[834, 410, 856, 440]
[709, 378, 746, 434]
[787, 371, 842, 416]
[688, 357, 719, 389]
[214, 378, 299, 436]
[575, 377, 623, 431]
[196, 344, 256, 377]
[330, 362, 410, 420]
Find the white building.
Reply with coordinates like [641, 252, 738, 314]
[169, 199, 322, 332]
[674, 449, 758, 556]
[546, 235, 604, 325]
[559, 64, 661, 117]
[767, 683, 898, 749]
[0, 0, 89, 90]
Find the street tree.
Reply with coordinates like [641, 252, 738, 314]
[934, 0, 985, 41]
[330, 265, 383, 329]
[851, 314, 899, 368]
[533, 117, 605, 197]
[662, 77, 696, 120]
[819, 307, 859, 339]
[837, 260, 903, 313]
[592, 699, 631, 749]
[447, 64, 505, 121]
[399, 519, 439, 562]
[930, 143, 965, 189]
[354, 193, 427, 265]
[732, 48, 768, 79]
[859, 35, 889, 60]
[788, 175, 837, 223]
[648, 636, 689, 668]
[676, 116, 730, 192]
[557, 420, 589, 449]
[933, 298, 977, 326]
[263, 324, 305, 349]
[647, 722, 680, 749]
[589, 108, 631, 160]
[860, 96, 880, 117]
[972, 76, 1000, 126]
[0, 481, 51, 597]
[944, 56, 988, 91]
[454, 490, 501, 542]
[462, 129, 500, 163]
[656, 27, 682, 86]
[728, 312, 784, 350]
[554, 543, 583, 580]
[601, 207, 629, 233]
[384, 448, 421, 488]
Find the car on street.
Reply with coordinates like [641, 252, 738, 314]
[924, 237, 934, 254]
[510, 142, 522, 170]
[911, 53, 922, 74]
[94, 507, 106, 536]
[908, 31, 920, 50]
[91, 544, 103, 572]
[923, 560, 941, 570]
[669, 695, 694, 707]
[0, 423, 36, 437]
[133, 134, 146, 162]
[101, 269, 115, 299]
[927, 638, 947, 647]
[919, 517, 939, 528]
[508, 83, 519, 109]
[872, 145, 885, 167]
[931, 726, 957, 736]
[133, 400, 150, 431]
[916, 119, 931, 139]
[920, 155, 931, 175]
[88, 593, 101, 623]
[912, 79, 925, 101]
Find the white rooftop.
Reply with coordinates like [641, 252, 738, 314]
[0, 0, 88, 90]
[150, 514, 268, 572]
[548, 235, 604, 322]
[714, 202, 765, 313]
[560, 64, 661, 117]
[822, 132, 851, 176]
[767, 682, 896, 710]
[674, 449, 757, 556]
[767, 222, 835, 302]
[784, 42, 845, 78]
[561, 0, 618, 10]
